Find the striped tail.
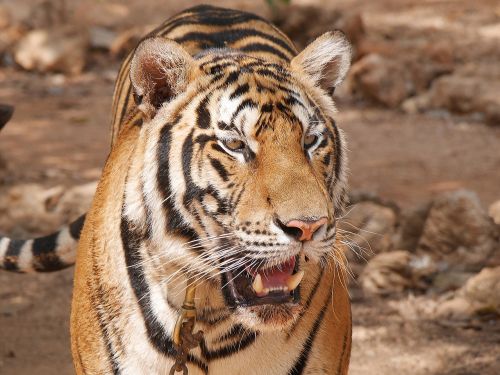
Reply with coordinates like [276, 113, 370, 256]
[0, 214, 85, 272]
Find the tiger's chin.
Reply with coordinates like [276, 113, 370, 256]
[221, 255, 305, 330]
[234, 303, 303, 331]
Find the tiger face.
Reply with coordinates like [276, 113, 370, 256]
[126, 33, 351, 330]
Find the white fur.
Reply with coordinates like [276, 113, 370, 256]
[16, 239, 34, 272]
[0, 238, 8, 261]
[55, 226, 78, 265]
[291, 31, 352, 90]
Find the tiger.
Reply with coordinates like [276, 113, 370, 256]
[0, 5, 352, 374]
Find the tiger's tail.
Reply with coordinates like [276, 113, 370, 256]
[1, 104, 84, 273]
[0, 214, 85, 272]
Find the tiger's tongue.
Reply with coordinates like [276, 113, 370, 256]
[259, 257, 295, 288]
[249, 257, 304, 297]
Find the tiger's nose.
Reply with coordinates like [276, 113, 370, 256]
[278, 217, 328, 242]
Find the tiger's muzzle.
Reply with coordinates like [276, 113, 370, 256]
[223, 255, 302, 308]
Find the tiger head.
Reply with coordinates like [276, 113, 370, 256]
[125, 32, 351, 330]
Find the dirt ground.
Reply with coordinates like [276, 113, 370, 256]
[1, 0, 500, 374]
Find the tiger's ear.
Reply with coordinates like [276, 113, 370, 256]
[130, 37, 195, 119]
[291, 31, 352, 95]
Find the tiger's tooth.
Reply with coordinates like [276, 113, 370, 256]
[252, 274, 264, 294]
[287, 271, 304, 291]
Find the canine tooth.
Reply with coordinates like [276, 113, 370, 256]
[287, 271, 304, 291]
[252, 274, 264, 294]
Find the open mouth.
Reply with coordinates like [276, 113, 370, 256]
[223, 256, 303, 307]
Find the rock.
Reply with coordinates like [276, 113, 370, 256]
[335, 12, 365, 47]
[347, 54, 413, 108]
[389, 295, 438, 321]
[271, 5, 364, 51]
[14, 27, 88, 75]
[417, 190, 498, 272]
[0, 24, 27, 58]
[110, 27, 145, 58]
[431, 270, 474, 293]
[0, 184, 66, 236]
[339, 200, 398, 261]
[0, 182, 96, 237]
[405, 66, 500, 125]
[78, 2, 129, 29]
[55, 182, 97, 221]
[360, 251, 413, 296]
[89, 26, 116, 51]
[489, 200, 500, 225]
[271, 5, 342, 49]
[461, 266, 500, 314]
[433, 295, 475, 320]
[0, 151, 9, 184]
[0, 5, 11, 30]
[432, 266, 500, 320]
[393, 202, 432, 252]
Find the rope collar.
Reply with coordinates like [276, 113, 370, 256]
[170, 278, 203, 374]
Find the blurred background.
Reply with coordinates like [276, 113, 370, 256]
[0, 0, 499, 374]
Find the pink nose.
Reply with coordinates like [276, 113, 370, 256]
[285, 217, 328, 241]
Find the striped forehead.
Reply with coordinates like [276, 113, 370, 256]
[218, 89, 260, 135]
[214, 77, 322, 136]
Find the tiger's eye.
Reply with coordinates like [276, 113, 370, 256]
[224, 139, 245, 151]
[304, 134, 318, 149]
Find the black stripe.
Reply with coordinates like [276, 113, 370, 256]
[196, 95, 211, 129]
[174, 28, 295, 56]
[230, 99, 257, 125]
[209, 157, 230, 182]
[288, 290, 333, 375]
[336, 330, 350, 375]
[240, 42, 291, 62]
[161, 6, 264, 33]
[215, 324, 246, 343]
[204, 185, 231, 216]
[32, 232, 64, 271]
[317, 136, 329, 150]
[200, 330, 257, 361]
[4, 239, 23, 271]
[194, 134, 216, 146]
[90, 269, 122, 375]
[256, 68, 290, 83]
[230, 83, 250, 99]
[197, 308, 231, 326]
[199, 55, 231, 69]
[288, 266, 325, 337]
[331, 119, 342, 182]
[118, 83, 132, 127]
[231, 182, 246, 208]
[180, 131, 212, 239]
[182, 129, 201, 205]
[261, 102, 273, 113]
[121, 216, 208, 373]
[157, 122, 198, 241]
[69, 214, 86, 239]
[224, 70, 240, 86]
